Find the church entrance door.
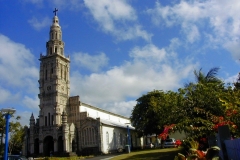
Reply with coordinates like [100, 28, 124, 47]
[43, 136, 54, 156]
[34, 138, 39, 154]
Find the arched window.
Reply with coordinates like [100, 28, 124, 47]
[45, 69, 47, 80]
[88, 128, 90, 145]
[114, 132, 116, 148]
[81, 127, 96, 145]
[120, 133, 122, 145]
[61, 65, 63, 78]
[55, 47, 57, 53]
[106, 132, 109, 145]
[51, 63, 53, 79]
[64, 70, 67, 80]
[50, 47, 52, 55]
[45, 116, 47, 126]
[91, 128, 94, 144]
[61, 48, 63, 55]
[48, 113, 50, 126]
[52, 115, 54, 125]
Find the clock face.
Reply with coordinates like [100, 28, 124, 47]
[47, 85, 51, 91]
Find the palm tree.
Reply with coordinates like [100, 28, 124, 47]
[184, 67, 222, 88]
[234, 72, 240, 90]
[194, 67, 222, 84]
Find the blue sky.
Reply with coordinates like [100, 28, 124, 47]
[1, 0, 240, 126]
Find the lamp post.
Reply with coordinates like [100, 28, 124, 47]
[125, 123, 131, 153]
[1, 108, 16, 160]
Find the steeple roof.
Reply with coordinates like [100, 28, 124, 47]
[51, 16, 60, 28]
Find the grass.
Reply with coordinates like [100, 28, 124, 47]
[109, 147, 183, 160]
[32, 148, 183, 160]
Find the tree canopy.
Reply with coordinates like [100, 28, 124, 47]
[131, 67, 240, 139]
[130, 90, 184, 136]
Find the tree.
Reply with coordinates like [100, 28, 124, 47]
[8, 122, 25, 154]
[130, 90, 183, 137]
[176, 68, 227, 138]
[193, 67, 221, 84]
[0, 113, 23, 154]
[233, 72, 240, 90]
[218, 85, 240, 136]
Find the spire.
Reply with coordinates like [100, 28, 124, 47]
[30, 113, 34, 119]
[30, 113, 35, 126]
[46, 8, 65, 56]
[51, 16, 60, 27]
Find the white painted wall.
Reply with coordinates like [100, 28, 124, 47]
[101, 125, 128, 153]
[80, 104, 130, 124]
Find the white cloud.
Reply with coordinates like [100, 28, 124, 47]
[50, 0, 83, 11]
[22, 96, 39, 110]
[15, 111, 34, 127]
[147, 0, 240, 58]
[0, 87, 12, 103]
[224, 73, 238, 84]
[72, 52, 109, 72]
[28, 16, 51, 31]
[182, 23, 200, 43]
[23, 0, 43, 5]
[84, 0, 152, 41]
[70, 43, 196, 117]
[84, 0, 136, 22]
[224, 40, 240, 60]
[0, 34, 38, 90]
[101, 100, 137, 118]
[130, 44, 166, 63]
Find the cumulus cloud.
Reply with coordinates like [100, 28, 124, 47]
[0, 35, 39, 125]
[70, 43, 196, 114]
[28, 16, 51, 31]
[224, 73, 238, 84]
[224, 40, 240, 60]
[0, 87, 12, 104]
[72, 52, 109, 72]
[147, 0, 240, 58]
[0, 35, 38, 88]
[15, 111, 34, 127]
[50, 0, 83, 11]
[84, 0, 152, 41]
[23, 0, 43, 5]
[101, 100, 137, 118]
[22, 96, 39, 110]
[129, 44, 166, 63]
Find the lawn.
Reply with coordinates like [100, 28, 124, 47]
[110, 148, 183, 160]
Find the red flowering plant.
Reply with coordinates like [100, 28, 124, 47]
[158, 124, 175, 140]
[218, 88, 240, 136]
[212, 115, 237, 133]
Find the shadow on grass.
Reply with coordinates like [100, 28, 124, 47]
[113, 148, 183, 160]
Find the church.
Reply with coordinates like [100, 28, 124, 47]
[23, 9, 143, 157]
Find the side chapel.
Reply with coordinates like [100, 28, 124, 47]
[24, 9, 143, 156]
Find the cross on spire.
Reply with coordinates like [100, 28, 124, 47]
[53, 8, 58, 16]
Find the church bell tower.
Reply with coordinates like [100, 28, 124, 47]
[27, 9, 75, 156]
[38, 8, 70, 128]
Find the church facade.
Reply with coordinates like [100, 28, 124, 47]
[24, 10, 143, 157]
